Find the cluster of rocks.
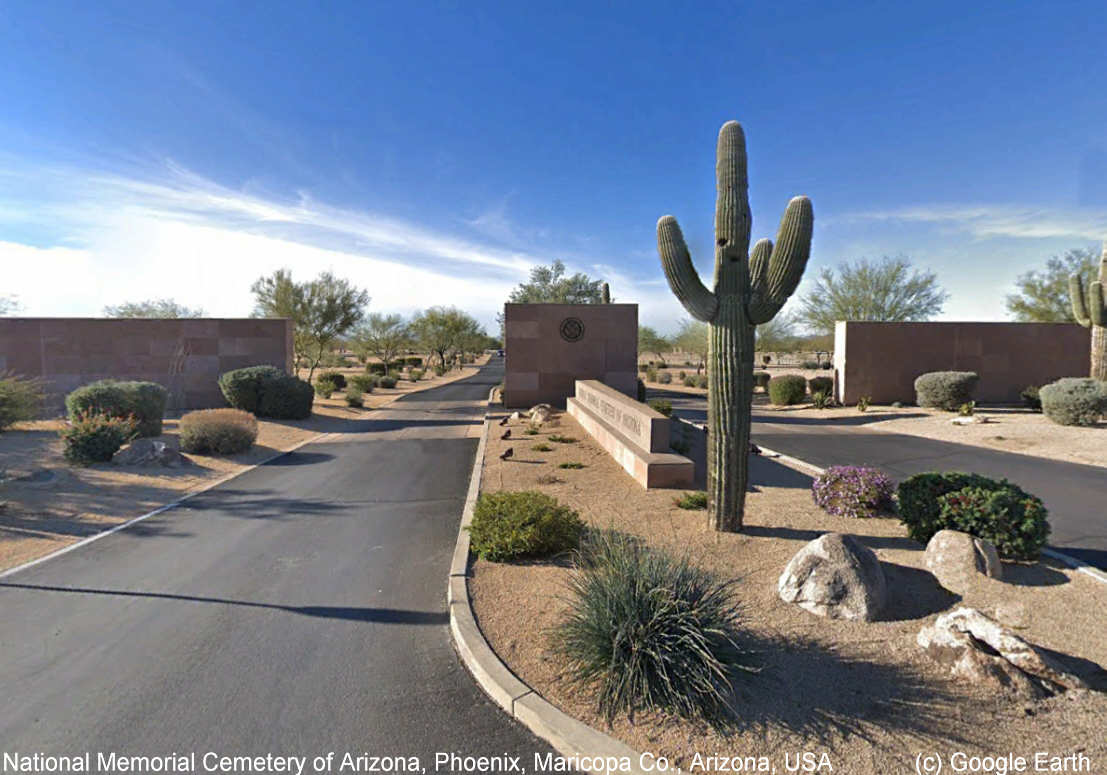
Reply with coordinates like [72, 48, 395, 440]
[111, 438, 192, 468]
[776, 529, 1092, 701]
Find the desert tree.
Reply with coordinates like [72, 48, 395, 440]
[348, 313, 411, 371]
[755, 314, 797, 353]
[796, 255, 948, 334]
[1006, 247, 1099, 322]
[673, 318, 709, 373]
[410, 306, 485, 370]
[103, 298, 205, 318]
[497, 260, 606, 336]
[637, 325, 671, 365]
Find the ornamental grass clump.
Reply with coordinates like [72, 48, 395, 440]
[812, 466, 894, 519]
[468, 491, 584, 561]
[554, 531, 753, 727]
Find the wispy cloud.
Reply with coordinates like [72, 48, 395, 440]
[843, 203, 1107, 241]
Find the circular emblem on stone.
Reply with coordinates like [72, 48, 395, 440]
[559, 317, 585, 342]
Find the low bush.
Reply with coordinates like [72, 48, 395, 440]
[821, 361, 832, 370]
[316, 370, 347, 390]
[648, 399, 673, 417]
[768, 375, 806, 405]
[66, 380, 168, 438]
[559, 462, 585, 469]
[811, 391, 834, 409]
[958, 400, 975, 417]
[808, 376, 833, 395]
[658, 371, 673, 384]
[554, 532, 752, 726]
[1039, 378, 1107, 426]
[378, 376, 398, 389]
[645, 367, 659, 383]
[405, 356, 423, 368]
[409, 368, 424, 381]
[467, 491, 584, 561]
[683, 376, 696, 387]
[348, 374, 375, 393]
[345, 386, 364, 407]
[812, 466, 893, 519]
[856, 395, 871, 412]
[61, 412, 138, 465]
[532, 443, 553, 452]
[696, 375, 708, 389]
[914, 371, 979, 411]
[367, 363, 388, 375]
[434, 365, 447, 377]
[314, 377, 338, 398]
[1020, 385, 1041, 411]
[801, 360, 819, 369]
[179, 409, 258, 455]
[753, 371, 771, 389]
[674, 491, 708, 510]
[0, 374, 44, 431]
[896, 472, 1049, 559]
[256, 375, 314, 419]
[218, 365, 284, 414]
[548, 435, 577, 443]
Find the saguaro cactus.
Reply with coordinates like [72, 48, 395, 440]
[1069, 244, 1107, 381]
[602, 282, 611, 304]
[658, 121, 813, 532]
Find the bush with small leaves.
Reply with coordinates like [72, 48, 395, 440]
[648, 399, 672, 417]
[316, 370, 347, 390]
[314, 377, 338, 398]
[801, 360, 819, 369]
[674, 491, 708, 510]
[808, 376, 833, 395]
[61, 412, 138, 465]
[367, 363, 388, 375]
[345, 386, 364, 407]
[768, 375, 806, 406]
[179, 409, 257, 455]
[554, 531, 753, 726]
[753, 371, 771, 389]
[66, 380, 168, 437]
[256, 375, 314, 419]
[409, 369, 424, 381]
[218, 365, 284, 413]
[658, 371, 673, 384]
[0, 374, 44, 431]
[683, 376, 696, 387]
[812, 466, 894, 519]
[378, 376, 398, 389]
[467, 490, 584, 561]
[1039, 378, 1107, 426]
[696, 375, 707, 389]
[1020, 385, 1041, 411]
[348, 374, 375, 393]
[914, 371, 979, 411]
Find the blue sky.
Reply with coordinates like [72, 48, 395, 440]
[2, 0, 1106, 333]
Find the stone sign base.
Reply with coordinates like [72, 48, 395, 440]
[566, 380, 693, 489]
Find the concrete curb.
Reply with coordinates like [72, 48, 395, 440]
[447, 390, 647, 774]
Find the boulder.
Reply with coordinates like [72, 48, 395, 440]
[112, 439, 190, 468]
[924, 529, 1002, 593]
[778, 533, 887, 621]
[508, 411, 521, 423]
[528, 404, 552, 424]
[918, 607, 1088, 699]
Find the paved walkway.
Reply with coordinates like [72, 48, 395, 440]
[0, 358, 558, 760]
[649, 387, 1107, 569]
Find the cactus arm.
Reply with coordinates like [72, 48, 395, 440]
[1091, 282, 1105, 326]
[1070, 274, 1092, 328]
[713, 121, 753, 289]
[601, 282, 611, 304]
[748, 238, 773, 298]
[658, 215, 719, 322]
[746, 196, 814, 325]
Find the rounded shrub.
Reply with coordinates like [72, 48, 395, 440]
[378, 376, 397, 389]
[808, 376, 833, 395]
[366, 363, 388, 375]
[348, 374, 375, 393]
[316, 370, 347, 390]
[314, 377, 338, 398]
[645, 366, 659, 383]
[405, 356, 423, 368]
[179, 409, 257, 455]
[345, 386, 364, 407]
[658, 371, 673, 385]
[61, 412, 138, 465]
[768, 374, 806, 405]
[914, 371, 979, 411]
[410, 368, 424, 381]
[812, 466, 893, 519]
[434, 365, 447, 377]
[683, 376, 696, 387]
[555, 532, 752, 726]
[218, 365, 284, 414]
[256, 375, 314, 419]
[897, 472, 1049, 559]
[467, 490, 585, 561]
[66, 380, 168, 438]
[1039, 378, 1107, 426]
[753, 371, 771, 389]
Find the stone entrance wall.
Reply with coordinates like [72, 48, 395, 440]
[0, 318, 294, 414]
[833, 321, 1090, 404]
[503, 303, 638, 408]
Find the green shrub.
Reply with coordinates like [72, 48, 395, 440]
[856, 395, 871, 412]
[554, 532, 751, 726]
[1039, 378, 1107, 426]
[958, 400, 975, 417]
[316, 370, 347, 390]
[811, 390, 834, 409]
[753, 371, 771, 389]
[61, 412, 138, 465]
[683, 376, 696, 387]
[801, 359, 819, 369]
[314, 377, 338, 398]
[467, 491, 584, 561]
[658, 371, 673, 385]
[348, 374, 375, 393]
[378, 376, 397, 389]
[409, 368, 424, 381]
[218, 365, 284, 414]
[645, 367, 659, 383]
[897, 472, 1050, 559]
[434, 365, 447, 377]
[1020, 385, 1041, 411]
[523, 427, 539, 435]
[532, 443, 553, 452]
[674, 491, 708, 510]
[638, 363, 649, 372]
[179, 409, 257, 455]
[808, 376, 833, 395]
[768, 375, 806, 405]
[549, 435, 577, 444]
[696, 375, 708, 389]
[345, 386, 364, 407]
[367, 363, 388, 375]
[256, 375, 314, 419]
[0, 374, 44, 431]
[648, 398, 672, 417]
[559, 462, 585, 469]
[914, 371, 979, 411]
[405, 356, 423, 368]
[66, 380, 167, 437]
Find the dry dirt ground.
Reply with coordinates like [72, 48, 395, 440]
[0, 360, 486, 572]
[644, 370, 1107, 469]
[470, 406, 1107, 775]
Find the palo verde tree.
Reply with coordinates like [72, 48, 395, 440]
[348, 313, 411, 371]
[410, 306, 485, 369]
[103, 298, 205, 318]
[637, 325, 671, 365]
[1007, 246, 1099, 323]
[673, 318, 709, 373]
[658, 121, 813, 532]
[1069, 243, 1107, 380]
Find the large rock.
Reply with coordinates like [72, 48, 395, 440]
[918, 607, 1088, 699]
[778, 533, 887, 621]
[112, 439, 190, 468]
[924, 529, 1002, 594]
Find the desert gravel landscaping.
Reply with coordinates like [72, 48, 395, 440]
[469, 405, 1107, 775]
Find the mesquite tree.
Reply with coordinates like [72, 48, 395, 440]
[1069, 244, 1107, 381]
[657, 121, 813, 532]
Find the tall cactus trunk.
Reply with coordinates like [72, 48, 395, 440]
[1070, 245, 1107, 381]
[1092, 324, 1106, 382]
[658, 121, 813, 532]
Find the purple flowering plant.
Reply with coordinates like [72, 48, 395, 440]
[811, 465, 894, 519]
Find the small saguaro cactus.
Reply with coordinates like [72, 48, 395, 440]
[1069, 244, 1107, 381]
[658, 121, 813, 532]
[601, 282, 611, 304]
